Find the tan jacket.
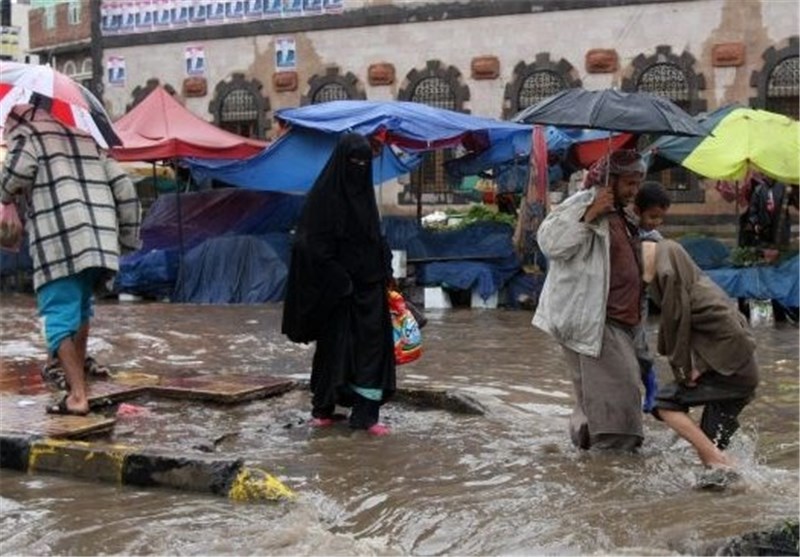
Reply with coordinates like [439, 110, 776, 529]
[648, 239, 757, 384]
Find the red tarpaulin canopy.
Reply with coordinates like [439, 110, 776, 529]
[110, 86, 267, 162]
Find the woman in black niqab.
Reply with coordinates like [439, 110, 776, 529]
[282, 133, 396, 434]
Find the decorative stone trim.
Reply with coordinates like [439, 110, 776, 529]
[502, 52, 581, 119]
[749, 36, 799, 109]
[585, 49, 618, 73]
[621, 44, 707, 114]
[273, 71, 298, 92]
[183, 77, 207, 98]
[712, 43, 745, 67]
[471, 56, 500, 80]
[300, 66, 366, 105]
[128, 78, 178, 111]
[208, 73, 271, 138]
[397, 59, 471, 112]
[368, 63, 395, 86]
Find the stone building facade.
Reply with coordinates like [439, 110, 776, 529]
[31, 1, 800, 229]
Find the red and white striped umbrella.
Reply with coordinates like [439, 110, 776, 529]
[0, 61, 120, 148]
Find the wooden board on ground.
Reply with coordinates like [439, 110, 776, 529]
[150, 375, 296, 403]
[87, 381, 150, 408]
[0, 396, 116, 439]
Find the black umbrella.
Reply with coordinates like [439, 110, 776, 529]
[514, 88, 708, 137]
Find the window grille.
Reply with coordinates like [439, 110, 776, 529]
[518, 70, 565, 110]
[220, 89, 259, 138]
[766, 56, 799, 120]
[637, 63, 691, 104]
[637, 63, 701, 202]
[312, 82, 349, 104]
[410, 77, 460, 202]
[411, 77, 456, 110]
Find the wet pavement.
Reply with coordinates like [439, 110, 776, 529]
[0, 293, 798, 555]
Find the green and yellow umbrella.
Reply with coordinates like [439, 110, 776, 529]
[645, 105, 800, 184]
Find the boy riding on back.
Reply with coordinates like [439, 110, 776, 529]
[633, 181, 672, 412]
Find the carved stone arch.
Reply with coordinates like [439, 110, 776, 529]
[128, 78, 178, 112]
[396, 61, 471, 207]
[623, 46, 707, 204]
[397, 59, 470, 113]
[622, 45, 707, 115]
[301, 66, 366, 106]
[749, 36, 799, 119]
[503, 53, 582, 119]
[208, 73, 271, 139]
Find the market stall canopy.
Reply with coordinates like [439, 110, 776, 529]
[187, 100, 533, 192]
[643, 105, 800, 184]
[110, 86, 267, 162]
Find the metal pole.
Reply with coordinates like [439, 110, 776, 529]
[173, 160, 185, 301]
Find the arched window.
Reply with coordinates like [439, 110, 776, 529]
[62, 61, 77, 76]
[219, 89, 259, 137]
[766, 56, 799, 118]
[397, 60, 470, 206]
[302, 67, 365, 106]
[624, 46, 707, 203]
[504, 54, 580, 118]
[128, 79, 177, 111]
[518, 71, 565, 110]
[751, 38, 799, 120]
[410, 76, 456, 110]
[209, 74, 270, 139]
[636, 63, 691, 110]
[313, 83, 349, 103]
[81, 59, 92, 75]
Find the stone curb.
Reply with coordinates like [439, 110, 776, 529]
[0, 433, 294, 503]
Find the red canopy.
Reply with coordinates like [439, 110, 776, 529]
[110, 86, 267, 162]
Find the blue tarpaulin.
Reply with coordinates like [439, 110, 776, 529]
[706, 255, 799, 308]
[173, 235, 289, 304]
[382, 220, 521, 300]
[187, 100, 532, 192]
[117, 189, 303, 299]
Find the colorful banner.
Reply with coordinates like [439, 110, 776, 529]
[100, 0, 346, 35]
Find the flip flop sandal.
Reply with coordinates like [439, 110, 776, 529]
[45, 395, 90, 416]
[40, 362, 67, 390]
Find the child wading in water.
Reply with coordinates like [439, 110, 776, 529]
[642, 240, 759, 472]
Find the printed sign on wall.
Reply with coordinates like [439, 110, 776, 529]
[107, 56, 126, 86]
[185, 45, 206, 76]
[275, 36, 296, 70]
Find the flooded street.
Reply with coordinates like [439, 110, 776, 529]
[1, 294, 798, 555]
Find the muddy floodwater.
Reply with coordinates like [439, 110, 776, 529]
[1, 294, 798, 555]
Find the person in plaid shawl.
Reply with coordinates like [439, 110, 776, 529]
[1, 104, 141, 416]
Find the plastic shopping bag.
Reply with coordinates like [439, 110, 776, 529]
[0, 202, 23, 252]
[388, 289, 422, 365]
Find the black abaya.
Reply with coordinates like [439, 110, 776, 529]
[282, 133, 396, 424]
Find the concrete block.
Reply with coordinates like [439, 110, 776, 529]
[471, 289, 498, 309]
[424, 286, 451, 309]
[391, 250, 407, 278]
